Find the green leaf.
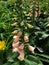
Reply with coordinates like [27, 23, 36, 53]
[40, 58, 49, 63]
[3, 63, 12, 65]
[37, 54, 49, 59]
[25, 55, 43, 65]
[42, 33, 49, 38]
[24, 59, 37, 65]
[30, 39, 35, 45]
[24, 59, 43, 65]
[7, 57, 14, 62]
[12, 62, 19, 65]
[37, 54, 49, 63]
[6, 50, 18, 62]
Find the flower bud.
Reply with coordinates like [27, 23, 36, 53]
[27, 17, 30, 20]
[12, 30, 18, 34]
[28, 12, 32, 16]
[17, 31, 22, 37]
[11, 22, 18, 26]
[27, 23, 34, 28]
[24, 35, 29, 42]
[20, 22, 24, 26]
[47, 24, 49, 27]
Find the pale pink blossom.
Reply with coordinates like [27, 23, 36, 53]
[19, 43, 24, 50]
[13, 36, 20, 43]
[13, 36, 18, 39]
[17, 44, 24, 54]
[13, 48, 18, 52]
[12, 30, 18, 34]
[18, 53, 24, 61]
[24, 35, 29, 42]
[28, 45, 35, 53]
[11, 22, 18, 26]
[17, 31, 22, 37]
[12, 38, 25, 61]
[12, 41, 19, 48]
[27, 23, 34, 28]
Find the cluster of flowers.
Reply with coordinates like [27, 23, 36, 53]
[12, 26, 35, 61]
[12, 30, 25, 61]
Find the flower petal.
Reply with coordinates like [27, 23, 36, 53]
[19, 43, 24, 50]
[24, 35, 29, 42]
[17, 44, 24, 54]
[17, 31, 22, 37]
[18, 52, 24, 61]
[13, 48, 18, 52]
[12, 30, 18, 34]
[13, 36, 20, 43]
[12, 41, 19, 48]
[28, 45, 35, 52]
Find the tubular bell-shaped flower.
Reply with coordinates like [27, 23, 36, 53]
[12, 36, 25, 61]
[28, 45, 35, 54]
[12, 30, 18, 34]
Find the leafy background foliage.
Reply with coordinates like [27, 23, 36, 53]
[0, 0, 49, 65]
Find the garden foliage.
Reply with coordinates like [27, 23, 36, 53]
[0, 0, 49, 65]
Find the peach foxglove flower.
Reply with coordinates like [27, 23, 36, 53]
[24, 35, 29, 42]
[17, 44, 24, 54]
[35, 11, 38, 18]
[13, 36, 20, 43]
[13, 36, 18, 39]
[13, 48, 18, 52]
[12, 36, 25, 61]
[27, 23, 34, 28]
[18, 52, 24, 61]
[27, 17, 30, 20]
[11, 22, 18, 26]
[17, 31, 22, 37]
[17, 44, 25, 61]
[18, 44, 25, 61]
[19, 43, 24, 50]
[28, 45, 35, 53]
[12, 30, 18, 34]
[47, 24, 49, 27]
[12, 41, 19, 48]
